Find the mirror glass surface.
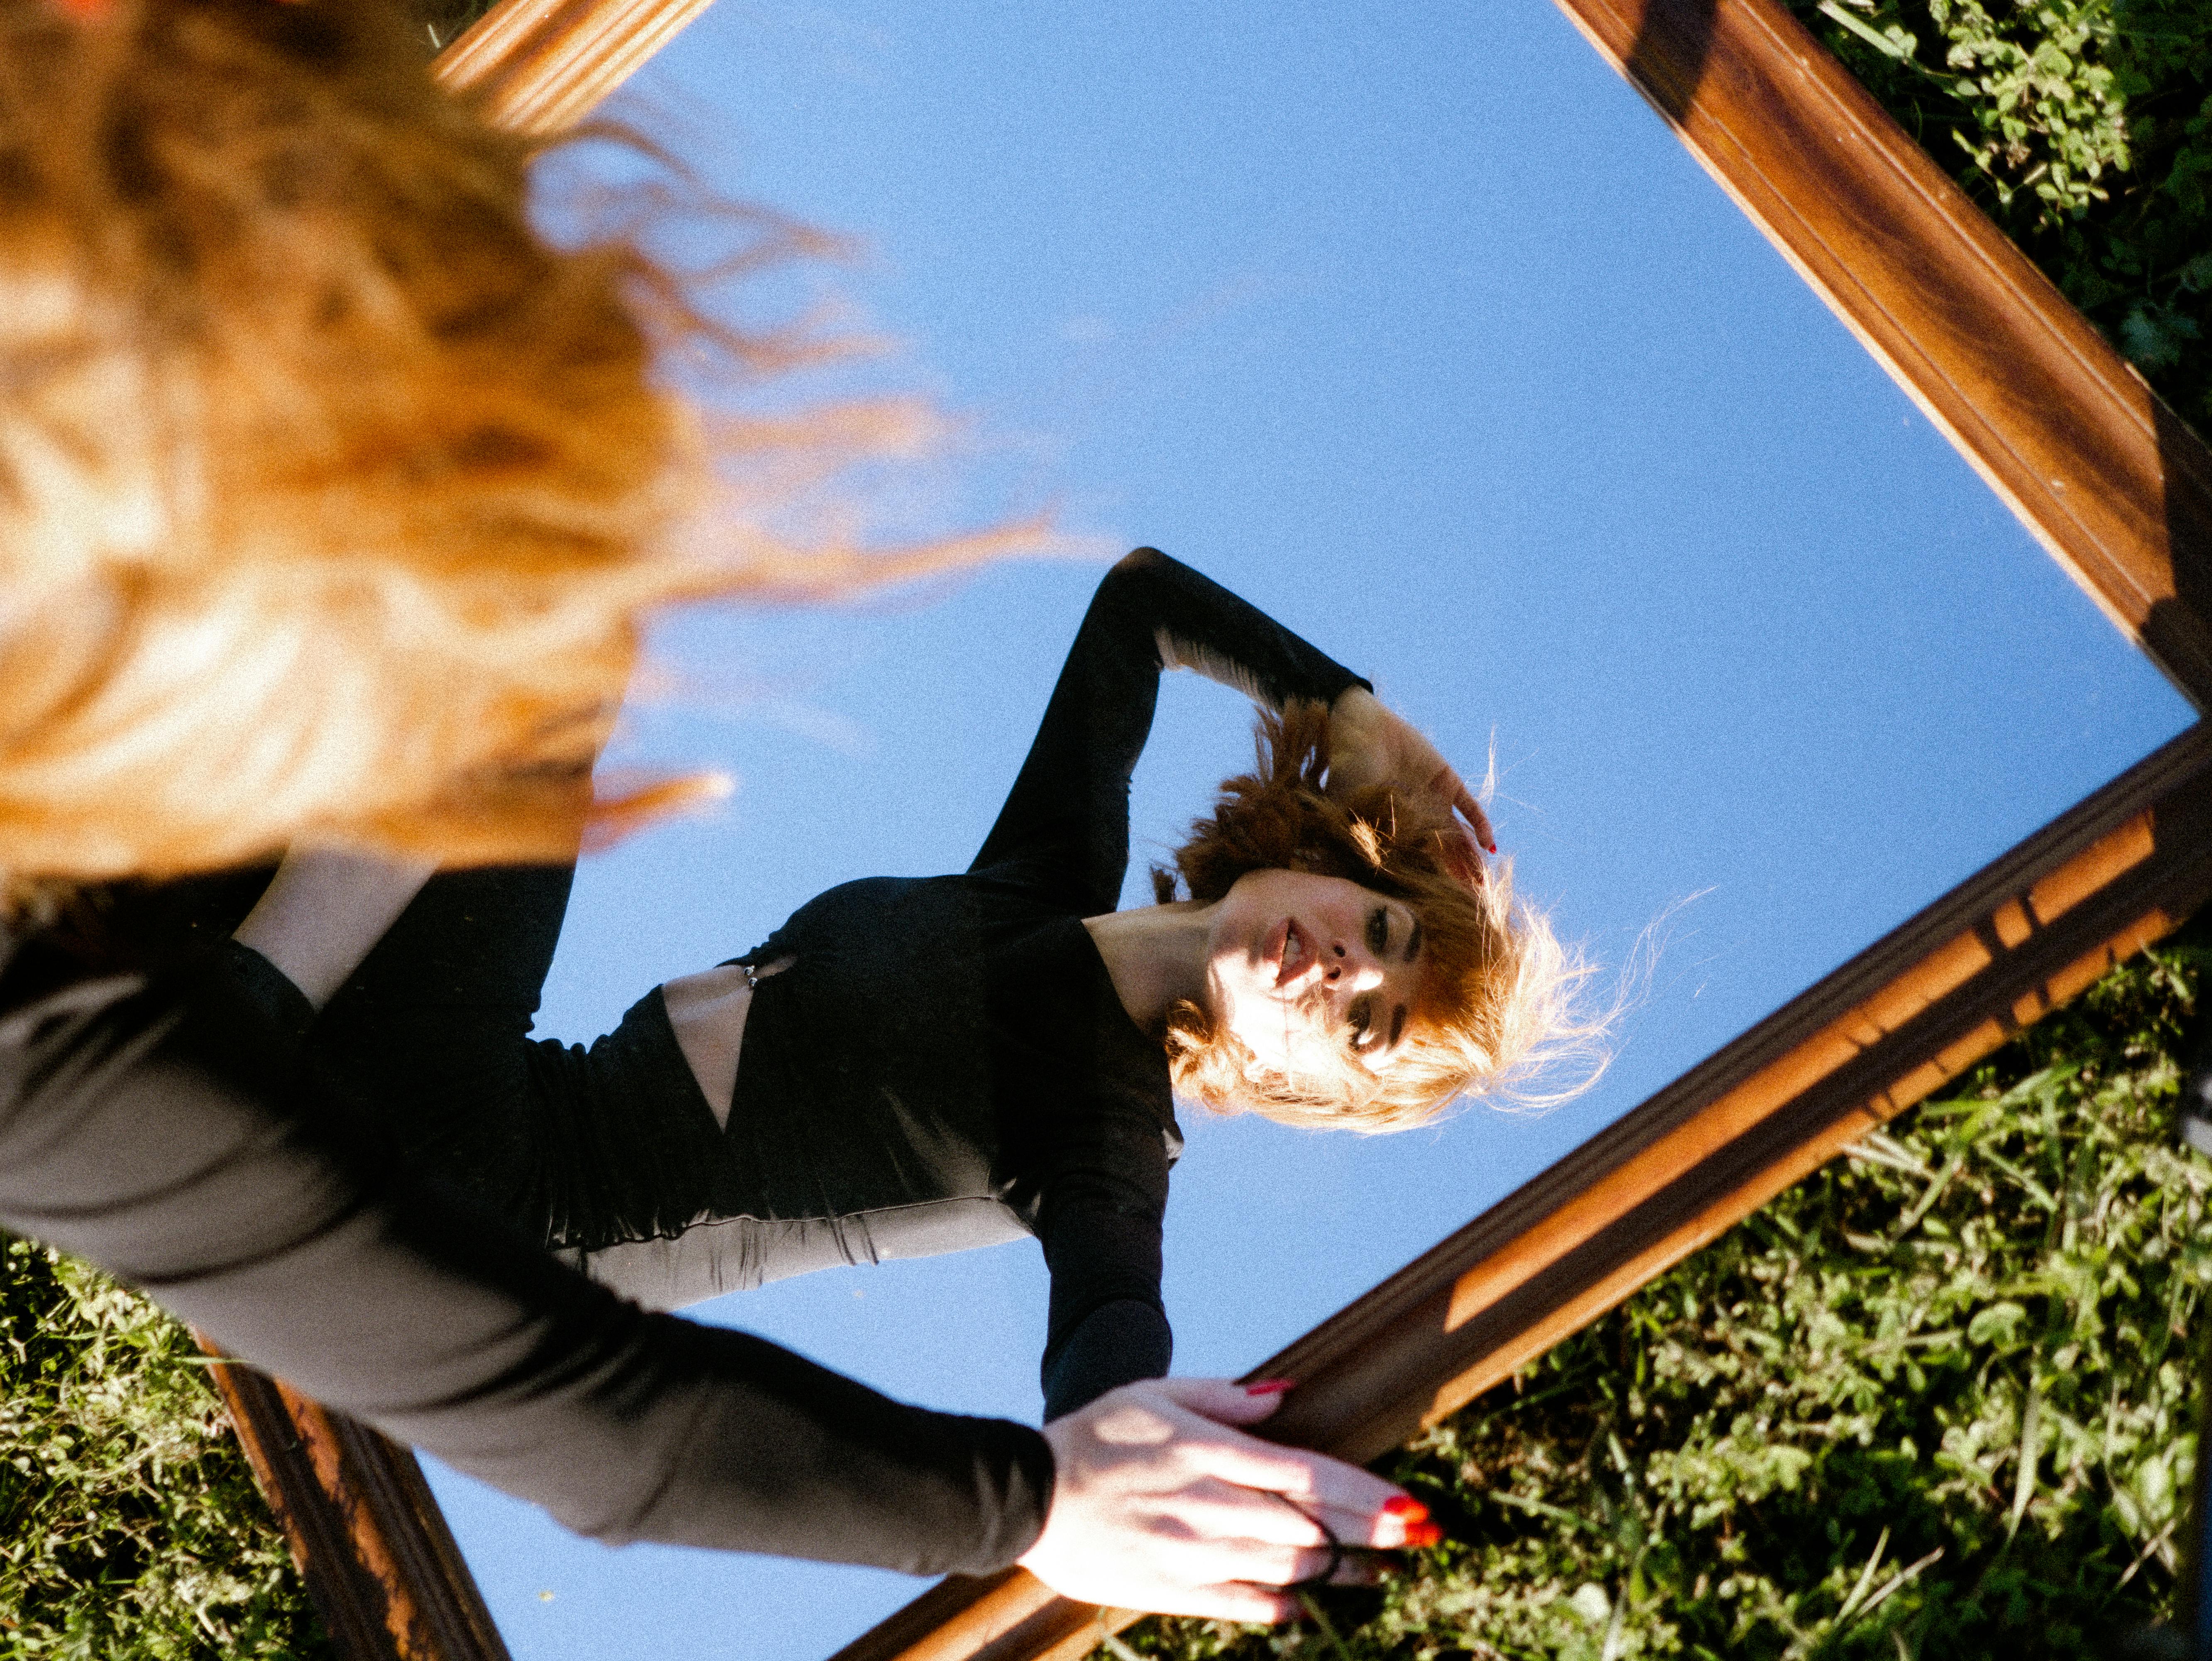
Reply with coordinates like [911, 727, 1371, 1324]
[420, 3, 2197, 1658]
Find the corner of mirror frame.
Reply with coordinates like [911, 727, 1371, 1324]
[1549, 0, 2212, 710]
[203, 1343, 512, 1661]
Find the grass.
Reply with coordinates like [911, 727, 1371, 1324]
[1115, 946, 2212, 1659]
[0, 1238, 330, 1661]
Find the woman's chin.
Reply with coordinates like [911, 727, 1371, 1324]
[1221, 1004, 1317, 1075]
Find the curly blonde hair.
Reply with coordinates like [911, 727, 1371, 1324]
[0, 0, 1016, 889]
[1155, 701, 1600, 1130]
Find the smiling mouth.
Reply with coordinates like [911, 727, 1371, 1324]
[1273, 918, 1311, 989]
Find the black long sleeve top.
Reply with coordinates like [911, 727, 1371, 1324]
[543, 549, 1369, 1418]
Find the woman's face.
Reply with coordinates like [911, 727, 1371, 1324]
[1204, 868, 1425, 1076]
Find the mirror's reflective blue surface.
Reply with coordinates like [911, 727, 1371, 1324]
[423, 3, 2195, 1656]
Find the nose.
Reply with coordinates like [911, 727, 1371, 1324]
[1324, 942, 1385, 992]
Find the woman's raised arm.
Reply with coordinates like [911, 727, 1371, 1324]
[970, 547, 1373, 914]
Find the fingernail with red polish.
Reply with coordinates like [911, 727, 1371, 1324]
[1243, 1378, 1297, 1396]
[1404, 1522, 1444, 1550]
[1381, 1496, 1429, 1522]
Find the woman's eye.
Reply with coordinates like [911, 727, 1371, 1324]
[1366, 907, 1388, 954]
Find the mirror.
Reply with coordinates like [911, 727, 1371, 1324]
[416, 3, 2195, 1657]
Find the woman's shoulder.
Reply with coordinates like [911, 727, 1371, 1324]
[755, 872, 967, 949]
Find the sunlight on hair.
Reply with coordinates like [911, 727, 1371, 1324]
[0, 0, 1060, 892]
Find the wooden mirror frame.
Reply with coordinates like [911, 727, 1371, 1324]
[201, 0, 2212, 1656]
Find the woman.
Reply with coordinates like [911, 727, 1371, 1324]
[222, 548, 1582, 1422]
[0, 0, 1430, 1617]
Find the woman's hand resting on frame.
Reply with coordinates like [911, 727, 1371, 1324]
[1016, 1378, 1441, 1622]
[1323, 687, 1495, 879]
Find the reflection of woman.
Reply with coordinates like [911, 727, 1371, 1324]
[0, 0, 1434, 1617]
[231, 550, 1581, 1420]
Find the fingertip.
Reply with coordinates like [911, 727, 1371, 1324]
[1159, 1374, 1282, 1423]
[1233, 1389, 1287, 1423]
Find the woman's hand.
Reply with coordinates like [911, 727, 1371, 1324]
[1324, 687, 1494, 876]
[1016, 1378, 1440, 1622]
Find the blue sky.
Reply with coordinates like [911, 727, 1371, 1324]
[422, 3, 2196, 1657]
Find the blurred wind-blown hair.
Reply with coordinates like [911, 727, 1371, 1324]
[1155, 701, 1606, 1130]
[0, 0, 1029, 887]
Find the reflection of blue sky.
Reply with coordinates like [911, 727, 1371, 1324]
[425, 2, 2196, 1656]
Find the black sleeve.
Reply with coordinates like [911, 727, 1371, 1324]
[969, 546, 1372, 915]
[981, 549, 1364, 1412]
[1042, 1300, 1171, 1423]
[0, 943, 1052, 1578]
[1029, 1051, 1177, 1426]
[1038, 1183, 1174, 1421]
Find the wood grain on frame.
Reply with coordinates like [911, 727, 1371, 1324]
[1549, 0, 2212, 705]
[830, 725, 2212, 1661]
[433, 0, 715, 135]
[206, 1352, 511, 1661]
